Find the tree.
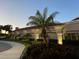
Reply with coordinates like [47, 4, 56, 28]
[3, 25, 12, 34]
[27, 8, 58, 45]
[0, 25, 3, 34]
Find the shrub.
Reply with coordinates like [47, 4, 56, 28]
[37, 39, 43, 42]
[24, 44, 77, 59]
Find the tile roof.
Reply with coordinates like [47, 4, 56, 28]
[13, 23, 64, 32]
[72, 17, 79, 20]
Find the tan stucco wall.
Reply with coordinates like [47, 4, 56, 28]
[12, 24, 64, 39]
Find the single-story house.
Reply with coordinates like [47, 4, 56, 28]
[12, 17, 79, 40]
[12, 23, 64, 40]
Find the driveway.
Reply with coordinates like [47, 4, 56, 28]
[0, 41, 25, 59]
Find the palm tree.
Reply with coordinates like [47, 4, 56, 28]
[27, 8, 58, 45]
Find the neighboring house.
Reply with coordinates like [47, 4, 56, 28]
[12, 23, 64, 40]
[63, 17, 79, 40]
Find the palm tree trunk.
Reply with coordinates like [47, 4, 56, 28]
[41, 28, 49, 45]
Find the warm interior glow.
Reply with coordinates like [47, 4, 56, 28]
[35, 34, 39, 39]
[1, 30, 8, 34]
[1, 30, 6, 34]
[6, 31, 9, 34]
[57, 33, 63, 45]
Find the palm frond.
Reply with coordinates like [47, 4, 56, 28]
[45, 16, 54, 27]
[46, 15, 53, 23]
[36, 10, 42, 18]
[29, 16, 38, 20]
[43, 8, 48, 20]
[29, 16, 44, 26]
[46, 11, 59, 23]
[51, 11, 59, 19]
[27, 21, 40, 26]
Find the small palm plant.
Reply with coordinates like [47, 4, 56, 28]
[27, 8, 58, 45]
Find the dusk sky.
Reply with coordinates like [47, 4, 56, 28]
[0, 0, 79, 30]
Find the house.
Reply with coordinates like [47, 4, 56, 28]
[63, 17, 79, 40]
[12, 23, 64, 40]
[12, 17, 79, 40]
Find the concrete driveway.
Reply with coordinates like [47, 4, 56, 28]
[0, 41, 25, 59]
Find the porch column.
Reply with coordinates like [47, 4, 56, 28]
[54, 26, 64, 45]
[57, 33, 63, 45]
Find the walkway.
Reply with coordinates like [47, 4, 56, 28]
[0, 41, 25, 59]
